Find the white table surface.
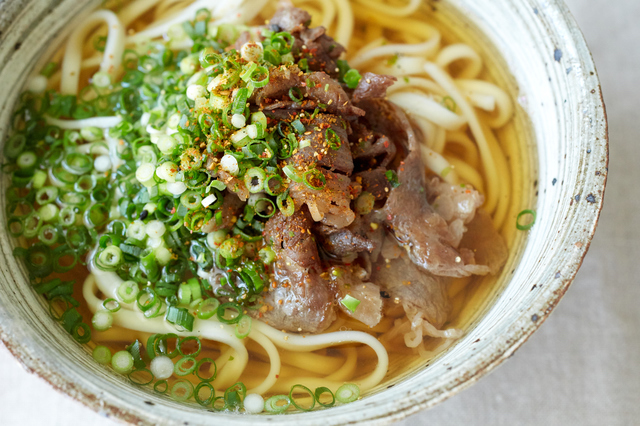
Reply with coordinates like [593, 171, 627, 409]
[1, 0, 637, 424]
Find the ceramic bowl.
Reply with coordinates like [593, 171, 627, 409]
[0, 0, 607, 424]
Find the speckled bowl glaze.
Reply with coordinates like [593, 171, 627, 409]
[0, 0, 607, 424]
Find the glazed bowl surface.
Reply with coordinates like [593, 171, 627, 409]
[0, 0, 607, 424]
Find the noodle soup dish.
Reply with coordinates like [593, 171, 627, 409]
[3, 0, 574, 419]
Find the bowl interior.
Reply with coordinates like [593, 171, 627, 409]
[0, 0, 607, 424]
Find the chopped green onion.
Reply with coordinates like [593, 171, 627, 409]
[341, 295, 361, 313]
[154, 380, 169, 394]
[314, 387, 336, 407]
[244, 167, 266, 194]
[343, 69, 362, 89]
[117, 281, 139, 304]
[325, 129, 341, 150]
[303, 169, 326, 190]
[111, 350, 135, 374]
[103, 298, 121, 313]
[97, 246, 123, 270]
[91, 310, 113, 331]
[289, 384, 316, 411]
[264, 394, 291, 413]
[219, 237, 244, 260]
[288, 87, 304, 103]
[234, 315, 252, 339]
[165, 305, 195, 331]
[136, 287, 158, 312]
[195, 357, 217, 382]
[177, 336, 201, 357]
[128, 368, 154, 386]
[283, 164, 302, 183]
[335, 383, 360, 403]
[92, 345, 112, 364]
[170, 379, 194, 402]
[174, 356, 197, 376]
[385, 170, 401, 188]
[516, 209, 536, 230]
[195, 382, 215, 406]
[197, 298, 220, 319]
[216, 302, 243, 324]
[276, 192, 295, 216]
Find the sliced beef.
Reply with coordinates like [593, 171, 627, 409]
[350, 122, 397, 169]
[427, 177, 484, 247]
[352, 73, 397, 102]
[375, 100, 490, 277]
[201, 192, 243, 233]
[289, 169, 356, 228]
[298, 26, 345, 77]
[374, 257, 454, 343]
[353, 168, 391, 200]
[314, 223, 375, 258]
[263, 208, 319, 269]
[269, 5, 344, 77]
[289, 114, 353, 175]
[327, 266, 383, 328]
[251, 65, 365, 119]
[459, 209, 508, 275]
[268, 5, 312, 33]
[258, 209, 336, 333]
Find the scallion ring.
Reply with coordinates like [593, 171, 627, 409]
[303, 169, 326, 190]
[289, 384, 316, 411]
[195, 382, 215, 407]
[244, 167, 266, 194]
[314, 387, 336, 407]
[264, 395, 291, 413]
[335, 383, 360, 403]
[195, 358, 217, 382]
[325, 129, 341, 150]
[234, 315, 252, 339]
[516, 209, 536, 231]
[170, 379, 194, 402]
[216, 302, 243, 324]
[197, 298, 220, 319]
[177, 336, 202, 357]
[174, 356, 197, 376]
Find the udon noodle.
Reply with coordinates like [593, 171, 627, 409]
[6, 0, 523, 413]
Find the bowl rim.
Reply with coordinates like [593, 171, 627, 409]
[0, 0, 608, 424]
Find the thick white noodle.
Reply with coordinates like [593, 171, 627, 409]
[327, 0, 353, 46]
[294, 0, 336, 29]
[61, 10, 125, 95]
[420, 145, 459, 185]
[87, 262, 387, 392]
[435, 43, 483, 79]
[456, 79, 514, 128]
[349, 33, 441, 69]
[423, 61, 499, 212]
[117, 0, 165, 26]
[44, 115, 122, 129]
[354, 0, 421, 17]
[388, 92, 466, 131]
[387, 76, 447, 97]
[252, 321, 388, 391]
[126, 0, 256, 43]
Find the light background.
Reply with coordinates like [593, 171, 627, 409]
[1, 0, 636, 424]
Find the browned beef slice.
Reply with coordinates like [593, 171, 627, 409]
[289, 169, 356, 228]
[201, 192, 243, 233]
[289, 114, 353, 174]
[352, 73, 397, 102]
[298, 26, 345, 77]
[314, 223, 375, 258]
[263, 208, 319, 269]
[378, 101, 490, 277]
[459, 209, 508, 275]
[251, 65, 364, 119]
[374, 257, 451, 329]
[258, 209, 336, 333]
[257, 259, 336, 333]
[269, 5, 312, 32]
[353, 168, 391, 200]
